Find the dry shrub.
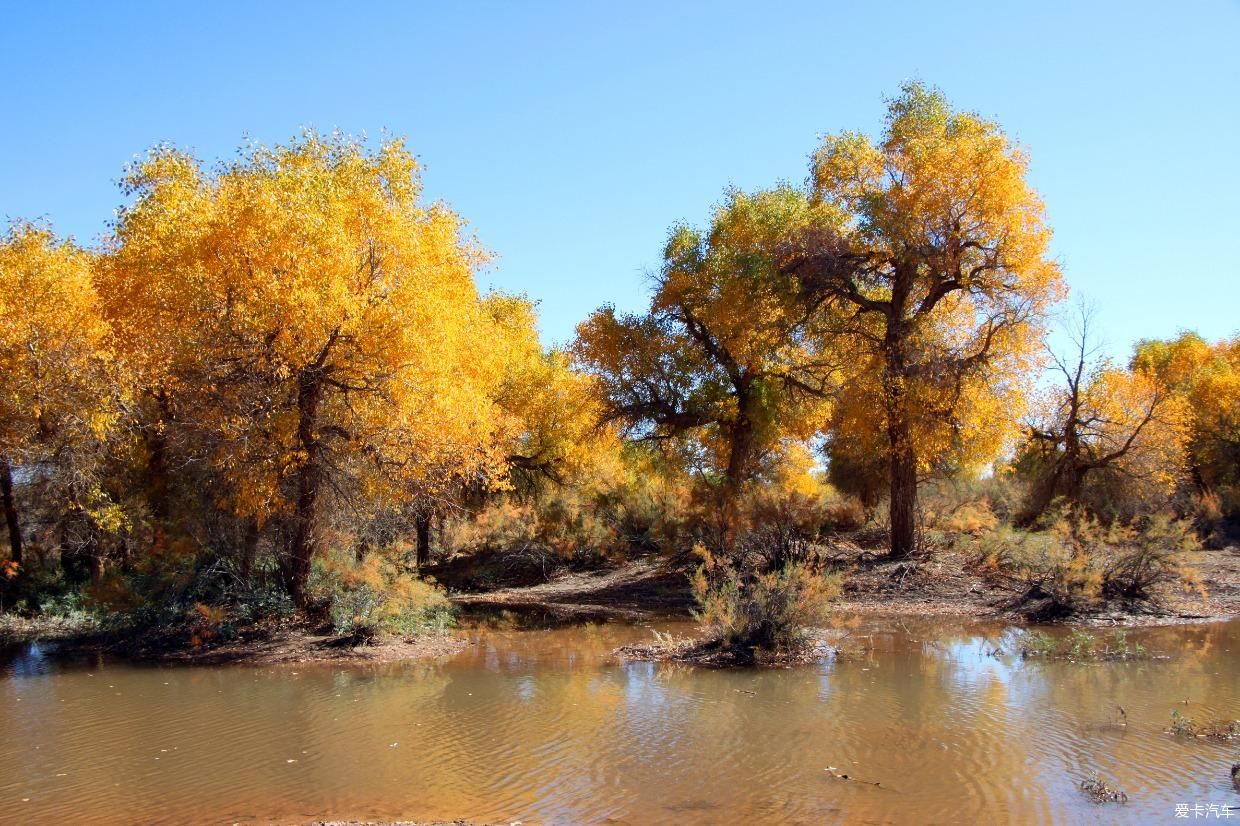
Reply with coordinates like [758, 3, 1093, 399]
[820, 496, 868, 532]
[446, 493, 617, 562]
[690, 541, 843, 660]
[1099, 513, 1203, 601]
[313, 553, 453, 640]
[970, 512, 1202, 615]
[734, 486, 868, 539]
[1194, 489, 1225, 524]
[188, 602, 228, 648]
[934, 499, 1000, 536]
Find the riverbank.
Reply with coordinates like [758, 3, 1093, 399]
[442, 541, 1240, 627]
[4, 541, 1237, 664]
[0, 613, 468, 666]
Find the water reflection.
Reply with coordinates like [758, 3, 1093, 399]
[1, 618, 1238, 824]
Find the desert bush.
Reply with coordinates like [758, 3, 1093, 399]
[1099, 513, 1202, 601]
[818, 495, 869, 532]
[690, 542, 843, 659]
[313, 553, 454, 640]
[921, 473, 1025, 526]
[970, 512, 1202, 615]
[968, 524, 1055, 577]
[933, 499, 1000, 536]
[446, 493, 617, 564]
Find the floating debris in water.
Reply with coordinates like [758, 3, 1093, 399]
[1080, 774, 1128, 804]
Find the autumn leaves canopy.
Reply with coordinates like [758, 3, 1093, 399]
[2, 133, 603, 601]
[577, 82, 1065, 555]
[1, 83, 1226, 600]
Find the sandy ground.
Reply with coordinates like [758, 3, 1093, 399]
[444, 542, 1240, 626]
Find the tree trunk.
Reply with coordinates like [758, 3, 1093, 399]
[285, 369, 324, 607]
[0, 457, 22, 565]
[415, 513, 432, 569]
[888, 434, 918, 559]
[85, 524, 104, 585]
[148, 388, 173, 523]
[239, 518, 259, 582]
[884, 334, 917, 559]
[59, 509, 101, 584]
[725, 419, 755, 495]
[720, 411, 756, 543]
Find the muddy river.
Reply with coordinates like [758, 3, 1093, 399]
[2, 617, 1238, 824]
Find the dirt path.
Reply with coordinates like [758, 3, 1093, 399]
[450, 557, 693, 620]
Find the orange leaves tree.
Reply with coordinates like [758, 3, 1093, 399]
[785, 83, 1065, 557]
[0, 224, 123, 571]
[103, 134, 505, 604]
[1132, 331, 1240, 516]
[574, 187, 842, 523]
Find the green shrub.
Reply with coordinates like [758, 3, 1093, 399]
[233, 584, 295, 623]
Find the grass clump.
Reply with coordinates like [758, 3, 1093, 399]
[1019, 628, 1147, 661]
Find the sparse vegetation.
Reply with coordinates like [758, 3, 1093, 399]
[968, 513, 1203, 619]
[1018, 628, 1148, 660]
[689, 551, 842, 662]
[1167, 710, 1240, 740]
[315, 554, 455, 642]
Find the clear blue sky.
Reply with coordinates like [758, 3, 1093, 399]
[3, 1, 1238, 356]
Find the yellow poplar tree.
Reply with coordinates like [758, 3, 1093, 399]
[0, 223, 121, 568]
[1017, 308, 1191, 525]
[484, 292, 615, 491]
[1132, 332, 1240, 514]
[103, 133, 504, 603]
[575, 187, 842, 519]
[786, 83, 1065, 557]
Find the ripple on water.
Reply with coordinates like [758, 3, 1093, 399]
[2, 620, 1239, 824]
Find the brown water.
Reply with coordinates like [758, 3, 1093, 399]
[2, 618, 1238, 825]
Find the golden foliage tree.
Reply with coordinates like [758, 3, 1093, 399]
[574, 187, 842, 517]
[1132, 331, 1240, 514]
[0, 223, 122, 569]
[485, 292, 614, 490]
[102, 133, 505, 603]
[785, 82, 1065, 557]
